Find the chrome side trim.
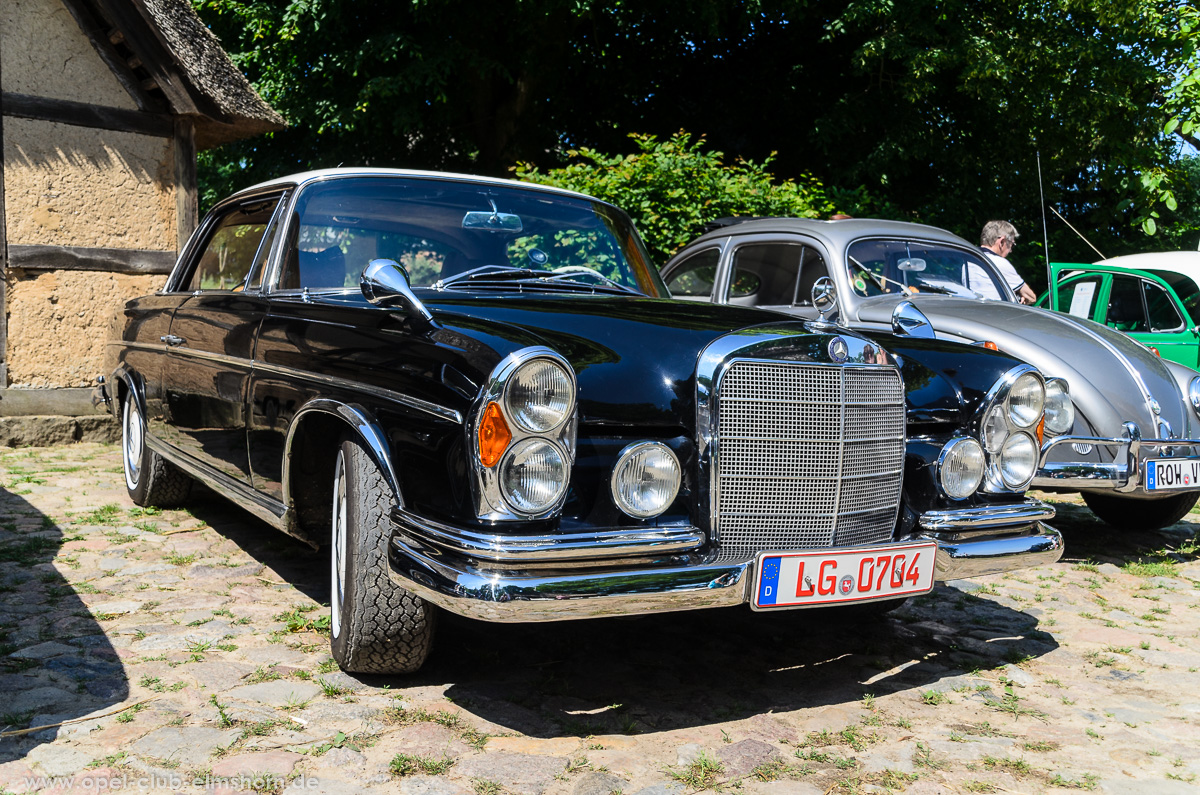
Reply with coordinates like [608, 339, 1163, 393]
[918, 500, 1055, 530]
[145, 433, 287, 530]
[393, 507, 704, 562]
[253, 360, 463, 424]
[387, 516, 1061, 622]
[283, 399, 403, 506]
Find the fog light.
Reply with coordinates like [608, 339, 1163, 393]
[611, 442, 682, 518]
[500, 439, 568, 514]
[939, 437, 985, 500]
[999, 432, 1038, 489]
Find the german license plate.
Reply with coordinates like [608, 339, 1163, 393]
[1146, 458, 1200, 491]
[752, 542, 937, 610]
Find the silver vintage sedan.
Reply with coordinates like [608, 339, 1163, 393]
[662, 218, 1200, 530]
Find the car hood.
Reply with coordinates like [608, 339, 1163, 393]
[430, 294, 836, 429]
[854, 294, 1188, 438]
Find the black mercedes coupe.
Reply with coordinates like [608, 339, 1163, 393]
[97, 169, 1062, 674]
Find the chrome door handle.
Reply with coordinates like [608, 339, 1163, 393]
[160, 334, 185, 346]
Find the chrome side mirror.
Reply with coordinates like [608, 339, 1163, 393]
[812, 277, 838, 323]
[892, 300, 935, 338]
[361, 259, 435, 330]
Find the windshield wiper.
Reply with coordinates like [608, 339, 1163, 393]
[435, 265, 640, 294]
[434, 265, 539, 289]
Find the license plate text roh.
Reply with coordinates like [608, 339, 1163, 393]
[755, 543, 936, 609]
[1147, 459, 1200, 490]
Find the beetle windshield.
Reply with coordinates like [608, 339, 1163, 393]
[278, 176, 667, 297]
[847, 239, 1013, 301]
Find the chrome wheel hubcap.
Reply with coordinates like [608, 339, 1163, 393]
[331, 451, 348, 640]
[122, 398, 143, 491]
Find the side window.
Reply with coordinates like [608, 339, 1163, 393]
[1106, 275, 1148, 332]
[1143, 280, 1185, 332]
[1056, 275, 1102, 319]
[794, 246, 830, 306]
[730, 243, 803, 306]
[665, 248, 720, 297]
[185, 198, 280, 292]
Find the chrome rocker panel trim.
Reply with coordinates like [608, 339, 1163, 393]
[387, 516, 1063, 622]
[1035, 426, 1200, 493]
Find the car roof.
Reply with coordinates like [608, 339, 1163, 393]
[1095, 251, 1200, 277]
[238, 167, 602, 204]
[682, 217, 978, 253]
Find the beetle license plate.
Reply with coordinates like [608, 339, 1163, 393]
[1145, 458, 1200, 491]
[752, 542, 937, 610]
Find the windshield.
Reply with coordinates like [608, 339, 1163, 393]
[278, 176, 666, 296]
[846, 239, 1013, 301]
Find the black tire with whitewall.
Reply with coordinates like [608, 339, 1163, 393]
[121, 394, 192, 508]
[1081, 490, 1199, 531]
[330, 435, 435, 674]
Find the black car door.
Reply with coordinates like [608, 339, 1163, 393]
[161, 194, 286, 484]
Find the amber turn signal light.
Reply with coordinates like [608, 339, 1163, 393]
[982, 341, 999, 351]
[1149, 346, 1161, 357]
[478, 402, 512, 467]
[1036, 415, 1045, 445]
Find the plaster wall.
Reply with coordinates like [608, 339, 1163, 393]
[1, 0, 138, 109]
[4, 117, 176, 249]
[6, 270, 164, 388]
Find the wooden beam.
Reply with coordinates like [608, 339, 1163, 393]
[8, 244, 176, 275]
[1, 92, 172, 138]
[57, 0, 166, 114]
[174, 118, 197, 252]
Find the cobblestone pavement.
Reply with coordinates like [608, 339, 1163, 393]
[1, 443, 1198, 795]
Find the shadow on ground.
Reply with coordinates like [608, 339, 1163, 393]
[0, 486, 129, 764]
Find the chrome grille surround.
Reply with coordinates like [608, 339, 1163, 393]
[695, 326, 906, 562]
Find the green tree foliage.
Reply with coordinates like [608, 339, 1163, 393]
[516, 132, 846, 262]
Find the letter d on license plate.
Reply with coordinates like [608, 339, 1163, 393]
[1146, 458, 1200, 491]
[752, 542, 937, 610]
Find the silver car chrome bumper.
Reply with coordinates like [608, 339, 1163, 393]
[1035, 424, 1200, 494]
[918, 499, 1055, 530]
[387, 512, 1063, 622]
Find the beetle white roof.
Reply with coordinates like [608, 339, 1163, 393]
[1096, 251, 1200, 276]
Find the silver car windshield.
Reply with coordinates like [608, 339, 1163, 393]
[846, 239, 1011, 301]
[279, 176, 667, 296]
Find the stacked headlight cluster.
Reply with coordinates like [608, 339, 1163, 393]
[939, 367, 1066, 499]
[472, 348, 578, 519]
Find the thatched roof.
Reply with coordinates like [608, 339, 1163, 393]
[77, 0, 286, 149]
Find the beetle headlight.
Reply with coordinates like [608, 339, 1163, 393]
[1044, 378, 1074, 436]
[1007, 373, 1045, 428]
[998, 432, 1038, 489]
[500, 439, 569, 513]
[611, 442, 681, 518]
[939, 437, 985, 499]
[1189, 376, 1200, 417]
[505, 358, 574, 432]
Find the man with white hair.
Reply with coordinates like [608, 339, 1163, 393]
[980, 220, 1036, 304]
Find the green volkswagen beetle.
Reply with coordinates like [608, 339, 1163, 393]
[1040, 252, 1200, 368]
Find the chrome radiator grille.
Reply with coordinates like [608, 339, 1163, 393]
[713, 361, 905, 559]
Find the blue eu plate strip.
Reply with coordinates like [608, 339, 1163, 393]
[759, 556, 781, 605]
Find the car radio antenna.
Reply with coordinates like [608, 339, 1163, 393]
[1049, 205, 1106, 261]
[1037, 151, 1052, 298]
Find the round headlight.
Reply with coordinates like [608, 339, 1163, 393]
[505, 358, 574, 432]
[998, 432, 1038, 489]
[1007, 373, 1045, 428]
[981, 405, 1009, 453]
[939, 437, 985, 500]
[1189, 376, 1200, 416]
[611, 442, 682, 518]
[1044, 379, 1075, 435]
[500, 439, 568, 514]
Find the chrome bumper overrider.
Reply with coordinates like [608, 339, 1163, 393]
[1034, 424, 1200, 493]
[386, 507, 1063, 622]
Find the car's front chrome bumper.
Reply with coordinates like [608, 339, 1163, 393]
[1034, 423, 1200, 495]
[386, 502, 1062, 622]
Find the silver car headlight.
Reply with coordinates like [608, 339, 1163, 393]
[611, 442, 681, 518]
[939, 437, 985, 499]
[1007, 373, 1045, 429]
[1043, 378, 1074, 436]
[505, 358, 575, 432]
[500, 439, 569, 513]
[998, 432, 1038, 489]
[1189, 376, 1200, 417]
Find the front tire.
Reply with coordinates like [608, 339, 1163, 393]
[330, 436, 435, 674]
[121, 393, 191, 507]
[1082, 491, 1199, 530]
